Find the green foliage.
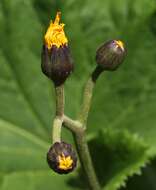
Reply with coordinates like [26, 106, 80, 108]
[0, 0, 156, 189]
[69, 129, 149, 190]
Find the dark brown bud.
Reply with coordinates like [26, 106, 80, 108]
[41, 45, 73, 86]
[47, 142, 77, 174]
[96, 40, 126, 71]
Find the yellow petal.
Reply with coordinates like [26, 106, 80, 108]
[58, 153, 73, 170]
[44, 12, 68, 49]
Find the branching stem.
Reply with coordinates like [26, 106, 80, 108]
[63, 115, 101, 190]
[52, 66, 103, 190]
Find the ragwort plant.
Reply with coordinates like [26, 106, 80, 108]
[41, 12, 126, 190]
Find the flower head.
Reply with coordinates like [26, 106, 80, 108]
[96, 40, 126, 71]
[41, 12, 73, 86]
[47, 142, 77, 174]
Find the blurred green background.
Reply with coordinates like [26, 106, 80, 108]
[0, 0, 156, 189]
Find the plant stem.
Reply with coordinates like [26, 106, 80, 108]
[52, 67, 103, 189]
[78, 66, 103, 125]
[52, 85, 64, 143]
[76, 66, 103, 189]
[63, 116, 101, 190]
[55, 84, 64, 116]
[62, 66, 103, 190]
[78, 78, 94, 125]
[52, 116, 62, 143]
[75, 131, 101, 190]
[63, 115, 82, 133]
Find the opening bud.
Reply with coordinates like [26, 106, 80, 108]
[41, 12, 73, 86]
[96, 40, 126, 71]
[47, 142, 77, 174]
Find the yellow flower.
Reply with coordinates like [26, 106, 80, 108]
[47, 142, 77, 174]
[115, 40, 124, 51]
[44, 12, 68, 49]
[58, 153, 73, 170]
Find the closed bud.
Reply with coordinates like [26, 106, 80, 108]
[47, 142, 77, 174]
[96, 40, 126, 71]
[41, 12, 73, 86]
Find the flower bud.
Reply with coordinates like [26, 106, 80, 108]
[47, 142, 77, 174]
[41, 12, 73, 86]
[96, 40, 126, 71]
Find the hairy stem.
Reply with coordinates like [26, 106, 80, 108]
[52, 67, 103, 189]
[75, 131, 101, 190]
[63, 117, 101, 190]
[78, 78, 94, 125]
[52, 116, 62, 143]
[63, 115, 82, 133]
[63, 124, 101, 189]
[78, 66, 103, 125]
[55, 84, 64, 116]
[52, 85, 64, 143]
[76, 66, 103, 189]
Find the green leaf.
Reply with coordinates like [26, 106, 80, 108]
[120, 159, 156, 190]
[70, 129, 149, 190]
[1, 171, 80, 190]
[0, 0, 156, 189]
[0, 119, 48, 172]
